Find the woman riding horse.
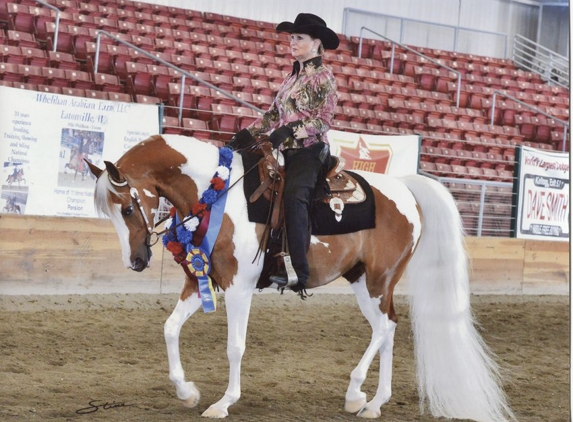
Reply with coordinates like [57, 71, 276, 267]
[229, 13, 339, 292]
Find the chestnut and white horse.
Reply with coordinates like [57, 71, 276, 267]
[87, 134, 514, 421]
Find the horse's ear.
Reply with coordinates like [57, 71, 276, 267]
[104, 161, 127, 186]
[85, 159, 103, 179]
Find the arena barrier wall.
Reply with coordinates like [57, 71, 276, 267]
[0, 215, 569, 296]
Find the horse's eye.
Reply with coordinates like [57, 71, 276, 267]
[122, 205, 134, 216]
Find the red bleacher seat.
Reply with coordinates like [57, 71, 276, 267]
[42, 67, 69, 87]
[466, 166, 484, 179]
[47, 50, 79, 70]
[85, 89, 109, 100]
[134, 94, 161, 104]
[7, 6, 36, 34]
[13, 81, 37, 91]
[20, 47, 48, 67]
[0, 62, 21, 82]
[125, 63, 154, 97]
[18, 64, 44, 85]
[94, 73, 122, 92]
[7, 29, 38, 48]
[210, 107, 238, 140]
[182, 117, 212, 140]
[0, 45, 25, 64]
[38, 84, 62, 94]
[61, 87, 85, 97]
[65, 69, 94, 90]
[108, 92, 132, 103]
[162, 115, 184, 134]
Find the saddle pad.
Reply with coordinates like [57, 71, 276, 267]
[241, 151, 376, 236]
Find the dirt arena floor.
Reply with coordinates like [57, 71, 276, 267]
[0, 292, 569, 422]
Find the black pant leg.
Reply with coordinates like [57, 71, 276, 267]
[282, 143, 325, 285]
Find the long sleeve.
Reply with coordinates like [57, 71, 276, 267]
[246, 56, 338, 149]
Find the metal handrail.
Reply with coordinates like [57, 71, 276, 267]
[419, 172, 513, 237]
[490, 90, 569, 152]
[343, 8, 509, 58]
[94, 30, 263, 124]
[512, 34, 569, 89]
[357, 27, 462, 109]
[33, 0, 60, 52]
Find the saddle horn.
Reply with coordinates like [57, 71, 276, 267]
[104, 161, 128, 187]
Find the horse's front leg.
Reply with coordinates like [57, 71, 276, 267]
[202, 285, 254, 418]
[164, 292, 203, 407]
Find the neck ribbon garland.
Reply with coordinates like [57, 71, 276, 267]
[162, 147, 233, 313]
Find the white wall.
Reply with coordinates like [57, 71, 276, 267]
[139, 0, 566, 59]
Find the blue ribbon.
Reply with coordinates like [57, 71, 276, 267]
[195, 174, 231, 313]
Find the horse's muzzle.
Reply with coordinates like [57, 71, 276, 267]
[131, 247, 152, 272]
[131, 257, 148, 272]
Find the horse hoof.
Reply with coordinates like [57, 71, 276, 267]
[201, 405, 228, 418]
[182, 394, 200, 408]
[357, 406, 381, 418]
[345, 397, 367, 413]
[180, 382, 200, 408]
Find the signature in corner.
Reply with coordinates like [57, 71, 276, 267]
[76, 399, 136, 415]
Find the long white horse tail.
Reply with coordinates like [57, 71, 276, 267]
[400, 175, 515, 422]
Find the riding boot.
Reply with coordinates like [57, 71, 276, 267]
[285, 198, 311, 289]
[269, 196, 311, 289]
[269, 144, 325, 290]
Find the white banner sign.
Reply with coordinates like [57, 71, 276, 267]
[328, 130, 419, 176]
[515, 145, 570, 241]
[0, 86, 160, 217]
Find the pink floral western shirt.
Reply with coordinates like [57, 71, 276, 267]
[247, 56, 338, 150]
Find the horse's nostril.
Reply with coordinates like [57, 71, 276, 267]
[132, 257, 146, 272]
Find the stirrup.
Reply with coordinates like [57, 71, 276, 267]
[269, 272, 298, 288]
[270, 254, 299, 288]
[269, 253, 298, 289]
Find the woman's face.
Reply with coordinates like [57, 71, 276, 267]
[289, 33, 320, 62]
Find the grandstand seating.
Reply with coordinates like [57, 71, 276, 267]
[0, 0, 568, 235]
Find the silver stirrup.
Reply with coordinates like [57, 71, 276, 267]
[282, 255, 299, 287]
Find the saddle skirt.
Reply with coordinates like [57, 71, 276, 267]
[242, 142, 375, 236]
[249, 145, 367, 227]
[323, 156, 367, 222]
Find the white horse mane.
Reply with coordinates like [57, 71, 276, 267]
[93, 171, 129, 226]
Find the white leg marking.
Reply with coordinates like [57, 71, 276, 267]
[346, 277, 397, 418]
[164, 294, 202, 407]
[202, 286, 254, 418]
[357, 316, 396, 418]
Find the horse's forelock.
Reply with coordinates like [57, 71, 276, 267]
[93, 172, 128, 224]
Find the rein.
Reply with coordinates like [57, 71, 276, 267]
[115, 149, 261, 247]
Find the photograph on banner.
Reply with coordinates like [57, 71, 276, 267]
[58, 129, 104, 188]
[328, 130, 420, 176]
[1, 161, 29, 214]
[1, 189, 27, 214]
[0, 86, 160, 218]
[514, 145, 569, 241]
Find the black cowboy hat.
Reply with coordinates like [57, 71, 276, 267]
[276, 13, 340, 50]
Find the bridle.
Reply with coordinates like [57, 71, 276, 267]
[107, 175, 168, 247]
[105, 156, 261, 247]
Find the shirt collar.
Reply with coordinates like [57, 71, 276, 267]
[292, 56, 323, 76]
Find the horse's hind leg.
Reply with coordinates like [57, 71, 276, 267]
[345, 275, 397, 418]
[164, 291, 203, 408]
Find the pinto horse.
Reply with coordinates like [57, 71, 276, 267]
[87, 134, 514, 421]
